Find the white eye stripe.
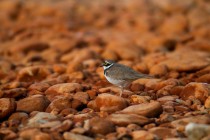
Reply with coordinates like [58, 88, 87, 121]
[103, 63, 114, 70]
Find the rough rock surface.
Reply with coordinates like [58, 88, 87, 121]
[0, 0, 210, 139]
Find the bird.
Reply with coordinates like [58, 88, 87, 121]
[101, 60, 153, 96]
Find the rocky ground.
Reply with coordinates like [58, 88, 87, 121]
[0, 0, 210, 140]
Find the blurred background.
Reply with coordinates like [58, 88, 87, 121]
[0, 0, 210, 82]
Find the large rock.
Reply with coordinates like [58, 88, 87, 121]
[107, 113, 151, 126]
[171, 115, 210, 131]
[17, 65, 52, 82]
[0, 88, 27, 98]
[120, 101, 163, 118]
[0, 98, 16, 119]
[143, 48, 210, 72]
[45, 83, 83, 101]
[89, 117, 115, 135]
[185, 123, 210, 140]
[17, 95, 50, 113]
[149, 127, 177, 139]
[46, 96, 72, 113]
[63, 132, 94, 140]
[87, 93, 128, 113]
[180, 82, 210, 103]
[27, 112, 58, 127]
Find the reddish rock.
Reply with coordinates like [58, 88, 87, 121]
[149, 127, 177, 139]
[0, 98, 16, 119]
[17, 95, 50, 113]
[89, 117, 115, 135]
[53, 64, 67, 74]
[29, 82, 51, 92]
[9, 39, 49, 54]
[46, 96, 72, 113]
[8, 112, 29, 122]
[130, 83, 145, 92]
[120, 101, 163, 118]
[51, 120, 73, 132]
[45, 83, 83, 101]
[131, 130, 157, 140]
[0, 129, 17, 140]
[19, 128, 51, 140]
[63, 132, 94, 140]
[87, 93, 128, 113]
[143, 49, 210, 72]
[171, 115, 210, 132]
[159, 14, 187, 35]
[157, 96, 178, 104]
[150, 64, 168, 77]
[0, 88, 27, 98]
[107, 40, 143, 60]
[17, 65, 52, 82]
[180, 82, 210, 103]
[130, 95, 151, 104]
[107, 113, 151, 126]
[204, 96, 210, 109]
[73, 92, 89, 104]
[102, 49, 118, 61]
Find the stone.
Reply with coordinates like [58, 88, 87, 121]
[19, 128, 50, 140]
[0, 88, 27, 98]
[63, 132, 94, 140]
[0, 129, 17, 140]
[46, 96, 72, 113]
[33, 132, 51, 140]
[143, 48, 210, 72]
[53, 64, 67, 74]
[107, 40, 143, 60]
[87, 93, 128, 113]
[120, 101, 163, 118]
[73, 92, 89, 104]
[130, 95, 151, 104]
[180, 82, 210, 103]
[40, 120, 61, 129]
[9, 39, 49, 54]
[157, 96, 178, 104]
[131, 130, 158, 140]
[89, 117, 115, 135]
[8, 112, 29, 122]
[149, 127, 177, 139]
[17, 65, 52, 82]
[51, 120, 73, 132]
[27, 112, 58, 127]
[29, 82, 51, 92]
[0, 98, 16, 119]
[185, 123, 210, 140]
[60, 48, 97, 64]
[17, 95, 50, 113]
[204, 96, 210, 109]
[150, 64, 168, 77]
[107, 113, 151, 126]
[159, 14, 187, 35]
[171, 115, 210, 131]
[102, 49, 118, 61]
[151, 0, 193, 13]
[45, 83, 83, 101]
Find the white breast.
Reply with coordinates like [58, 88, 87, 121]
[105, 75, 122, 86]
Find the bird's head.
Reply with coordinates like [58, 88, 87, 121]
[101, 60, 115, 70]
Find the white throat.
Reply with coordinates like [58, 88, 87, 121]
[103, 63, 114, 71]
